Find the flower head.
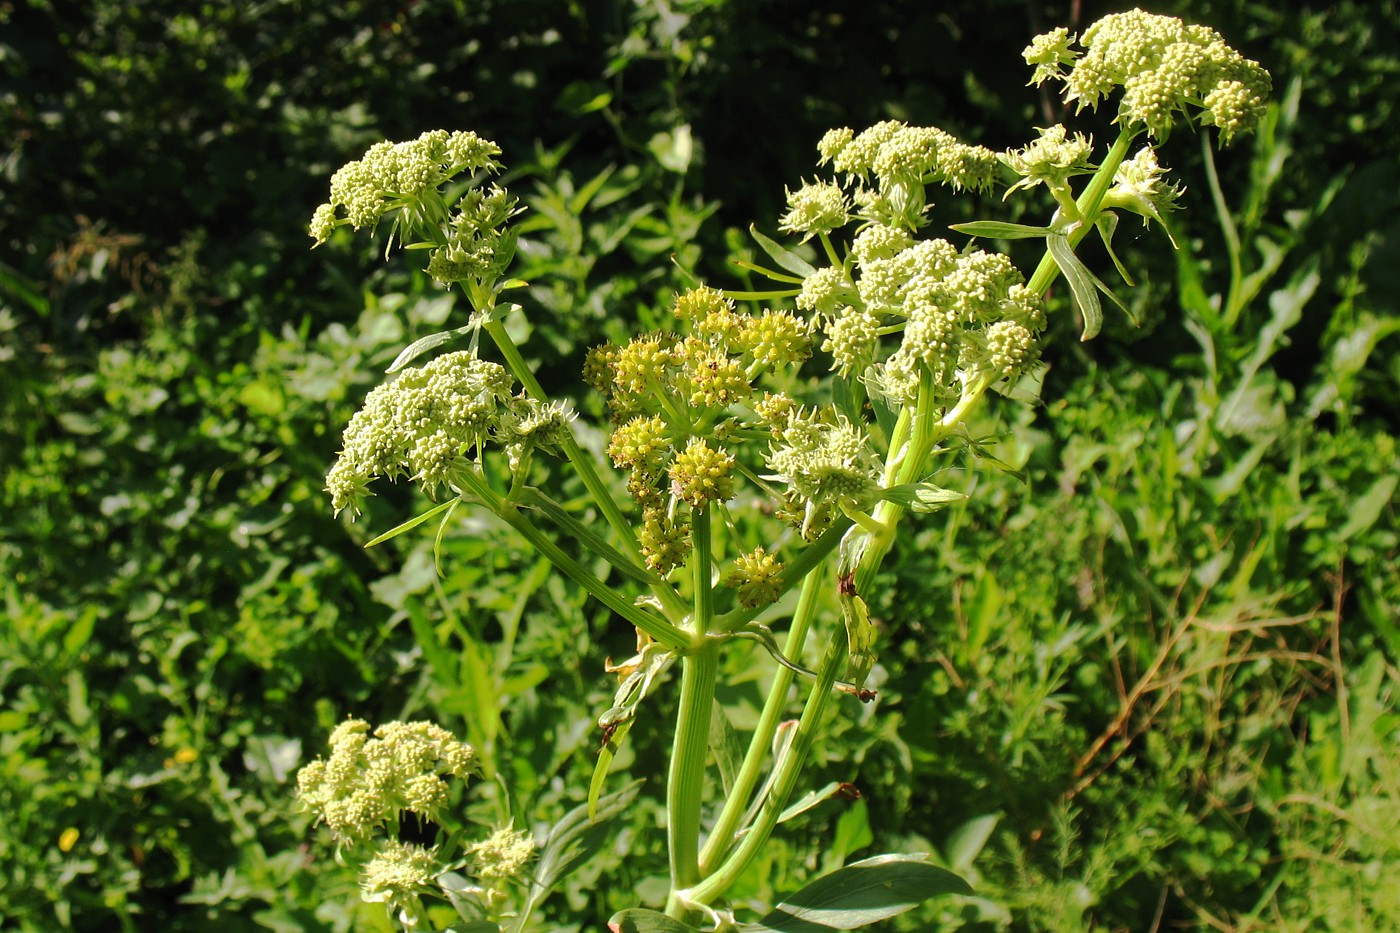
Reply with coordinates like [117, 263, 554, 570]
[360, 841, 442, 904]
[1100, 145, 1184, 238]
[723, 547, 786, 608]
[779, 181, 851, 241]
[297, 719, 477, 845]
[766, 411, 882, 538]
[1027, 11, 1271, 142]
[325, 352, 568, 516]
[311, 131, 503, 244]
[466, 825, 538, 883]
[1000, 125, 1096, 198]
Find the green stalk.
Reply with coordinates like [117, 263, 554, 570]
[687, 634, 846, 907]
[666, 508, 720, 919]
[482, 317, 640, 557]
[481, 316, 689, 619]
[456, 470, 691, 651]
[699, 563, 826, 873]
[1200, 133, 1245, 330]
[1026, 127, 1141, 296]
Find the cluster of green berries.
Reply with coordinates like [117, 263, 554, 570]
[326, 351, 573, 517]
[1024, 10, 1271, 143]
[297, 719, 478, 845]
[309, 130, 520, 287]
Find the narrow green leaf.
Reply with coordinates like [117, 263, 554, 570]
[777, 782, 845, 824]
[608, 909, 703, 933]
[730, 258, 807, 284]
[710, 701, 746, 798]
[432, 497, 460, 576]
[1046, 233, 1103, 341]
[944, 814, 999, 873]
[516, 487, 659, 586]
[364, 498, 459, 549]
[949, 220, 1054, 240]
[750, 224, 818, 279]
[1336, 474, 1398, 543]
[569, 164, 618, 215]
[1094, 212, 1136, 286]
[588, 717, 634, 821]
[386, 324, 476, 374]
[878, 483, 967, 513]
[757, 854, 972, 931]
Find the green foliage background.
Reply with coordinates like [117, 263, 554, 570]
[1, 0, 1397, 930]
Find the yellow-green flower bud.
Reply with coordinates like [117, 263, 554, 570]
[723, 547, 785, 608]
[1034, 11, 1270, 142]
[673, 285, 734, 323]
[466, 825, 537, 882]
[821, 305, 881, 376]
[683, 346, 752, 409]
[779, 180, 851, 241]
[668, 439, 736, 509]
[1100, 145, 1183, 235]
[297, 719, 477, 845]
[796, 266, 857, 320]
[608, 415, 672, 473]
[851, 223, 914, 266]
[614, 334, 678, 395]
[753, 392, 797, 435]
[639, 506, 691, 574]
[360, 841, 441, 904]
[736, 309, 813, 368]
[816, 127, 855, 166]
[1000, 125, 1095, 198]
[326, 352, 521, 516]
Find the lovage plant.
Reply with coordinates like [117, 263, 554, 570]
[298, 11, 1269, 931]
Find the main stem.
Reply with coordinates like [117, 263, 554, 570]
[666, 507, 719, 919]
[699, 563, 826, 873]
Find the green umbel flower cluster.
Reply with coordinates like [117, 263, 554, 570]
[723, 547, 785, 608]
[810, 235, 1045, 408]
[297, 719, 478, 845]
[466, 825, 538, 882]
[1101, 145, 1185, 236]
[1000, 124, 1096, 200]
[1024, 11, 1271, 143]
[765, 410, 884, 539]
[815, 121, 1000, 230]
[360, 841, 441, 904]
[587, 288, 815, 565]
[326, 352, 573, 517]
[308, 130, 520, 287]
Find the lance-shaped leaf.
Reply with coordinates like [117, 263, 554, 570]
[753, 853, 972, 931]
[363, 497, 459, 549]
[609, 909, 704, 933]
[878, 482, 967, 513]
[750, 224, 819, 279]
[1045, 232, 1127, 341]
[949, 220, 1055, 240]
[386, 322, 479, 374]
